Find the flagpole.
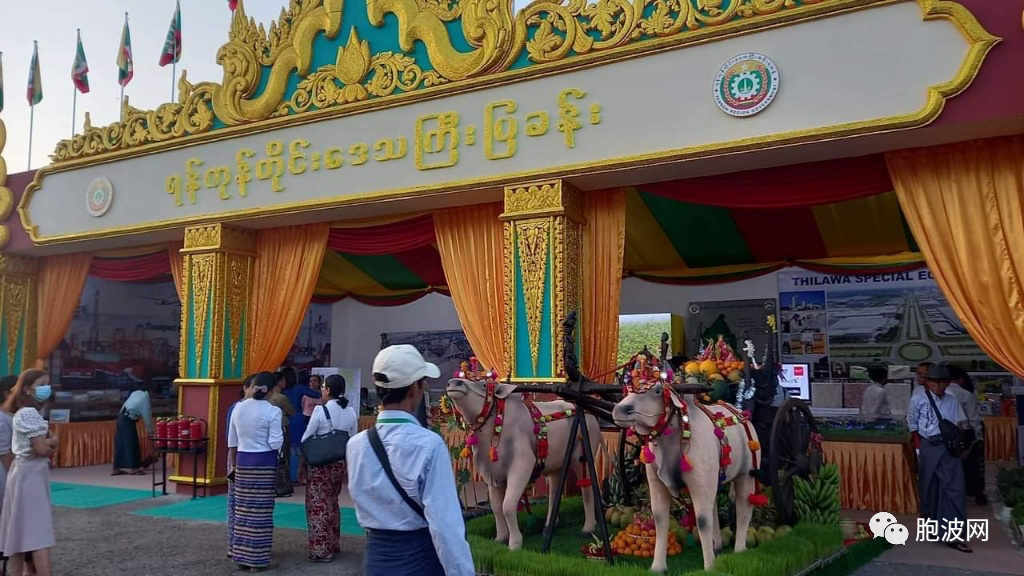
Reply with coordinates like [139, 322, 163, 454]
[28, 105, 34, 170]
[171, 62, 176, 103]
[72, 87, 77, 138]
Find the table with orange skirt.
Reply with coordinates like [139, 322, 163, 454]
[983, 415, 1017, 461]
[821, 437, 918, 514]
[49, 420, 154, 469]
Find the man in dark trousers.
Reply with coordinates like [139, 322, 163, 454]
[907, 362, 972, 553]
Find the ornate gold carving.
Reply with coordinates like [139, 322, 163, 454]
[502, 220, 516, 377]
[226, 255, 249, 371]
[49, 0, 926, 164]
[190, 254, 216, 375]
[0, 255, 38, 277]
[3, 278, 27, 370]
[183, 223, 255, 253]
[516, 220, 550, 375]
[277, 28, 447, 116]
[0, 118, 10, 250]
[503, 180, 584, 222]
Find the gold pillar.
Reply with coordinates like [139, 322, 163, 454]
[0, 255, 37, 376]
[501, 180, 584, 382]
[173, 223, 255, 491]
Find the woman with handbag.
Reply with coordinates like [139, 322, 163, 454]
[302, 374, 358, 563]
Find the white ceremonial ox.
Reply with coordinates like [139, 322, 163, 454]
[445, 361, 601, 551]
[612, 354, 764, 572]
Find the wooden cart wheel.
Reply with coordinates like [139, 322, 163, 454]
[768, 398, 821, 526]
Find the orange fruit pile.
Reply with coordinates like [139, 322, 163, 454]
[611, 526, 683, 557]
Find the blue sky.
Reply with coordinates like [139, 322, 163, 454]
[0, 0, 531, 172]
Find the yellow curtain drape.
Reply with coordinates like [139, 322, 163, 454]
[434, 203, 508, 375]
[37, 252, 93, 362]
[246, 224, 330, 373]
[168, 242, 184, 303]
[887, 136, 1024, 376]
[583, 189, 626, 382]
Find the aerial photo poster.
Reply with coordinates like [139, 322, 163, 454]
[777, 268, 1002, 380]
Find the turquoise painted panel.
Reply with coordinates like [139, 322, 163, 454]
[536, 246, 553, 379]
[0, 311, 9, 376]
[185, 279, 197, 379]
[514, 232, 532, 379]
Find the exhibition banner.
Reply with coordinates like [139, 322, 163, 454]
[776, 269, 1001, 379]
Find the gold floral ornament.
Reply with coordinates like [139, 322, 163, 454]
[0, 118, 11, 249]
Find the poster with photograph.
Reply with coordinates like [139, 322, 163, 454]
[311, 367, 361, 412]
[616, 314, 682, 367]
[380, 330, 473, 392]
[286, 303, 333, 370]
[777, 269, 1003, 379]
[684, 299, 777, 362]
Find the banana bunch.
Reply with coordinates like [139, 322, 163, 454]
[793, 464, 840, 525]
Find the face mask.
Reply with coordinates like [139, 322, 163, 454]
[34, 385, 52, 402]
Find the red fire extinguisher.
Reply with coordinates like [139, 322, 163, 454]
[155, 418, 168, 449]
[166, 418, 180, 450]
[178, 416, 193, 450]
[189, 418, 206, 448]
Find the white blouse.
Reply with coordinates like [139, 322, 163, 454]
[301, 401, 358, 442]
[12, 408, 48, 459]
[228, 399, 284, 453]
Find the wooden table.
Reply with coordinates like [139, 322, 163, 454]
[49, 420, 153, 468]
[821, 438, 918, 514]
[983, 415, 1017, 461]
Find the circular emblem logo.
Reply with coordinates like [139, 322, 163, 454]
[713, 53, 780, 117]
[86, 177, 114, 217]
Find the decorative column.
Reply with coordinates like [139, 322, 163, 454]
[0, 255, 37, 376]
[501, 180, 584, 383]
[174, 223, 255, 494]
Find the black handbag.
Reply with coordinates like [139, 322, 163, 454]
[300, 405, 349, 467]
[925, 390, 966, 459]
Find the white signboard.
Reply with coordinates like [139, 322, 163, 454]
[23, 2, 978, 243]
[311, 367, 361, 413]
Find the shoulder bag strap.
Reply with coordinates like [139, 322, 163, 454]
[924, 390, 944, 423]
[367, 426, 426, 519]
[320, 404, 333, 427]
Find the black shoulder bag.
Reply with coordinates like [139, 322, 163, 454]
[300, 404, 349, 467]
[925, 390, 966, 459]
[367, 426, 425, 519]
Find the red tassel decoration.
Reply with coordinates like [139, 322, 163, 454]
[748, 493, 769, 507]
[465, 434, 479, 446]
[641, 444, 655, 464]
[577, 478, 593, 488]
[714, 428, 725, 439]
[489, 446, 498, 462]
[679, 454, 693, 472]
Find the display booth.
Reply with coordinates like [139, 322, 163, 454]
[0, 0, 1021, 515]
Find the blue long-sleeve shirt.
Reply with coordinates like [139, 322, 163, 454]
[283, 385, 321, 444]
[346, 410, 474, 576]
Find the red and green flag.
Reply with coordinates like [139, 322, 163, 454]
[159, 1, 181, 67]
[26, 41, 42, 106]
[72, 30, 90, 94]
[117, 15, 133, 87]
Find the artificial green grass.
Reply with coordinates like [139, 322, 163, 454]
[50, 482, 154, 509]
[133, 494, 363, 535]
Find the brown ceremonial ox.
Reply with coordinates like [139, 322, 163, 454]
[446, 377, 601, 549]
[612, 377, 760, 572]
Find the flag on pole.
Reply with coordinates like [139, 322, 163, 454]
[117, 14, 133, 87]
[159, 1, 182, 67]
[26, 41, 42, 106]
[229, 0, 238, 11]
[72, 30, 90, 94]
[0, 52, 5, 113]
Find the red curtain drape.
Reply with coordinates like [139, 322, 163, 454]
[327, 215, 436, 254]
[641, 154, 892, 208]
[89, 251, 172, 282]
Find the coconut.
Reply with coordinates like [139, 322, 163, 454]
[720, 527, 734, 548]
[756, 526, 776, 544]
[746, 527, 757, 548]
[775, 525, 792, 537]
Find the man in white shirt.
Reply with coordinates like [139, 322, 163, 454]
[113, 383, 153, 476]
[860, 366, 892, 422]
[347, 345, 474, 576]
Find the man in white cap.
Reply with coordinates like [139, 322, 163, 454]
[346, 345, 474, 576]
